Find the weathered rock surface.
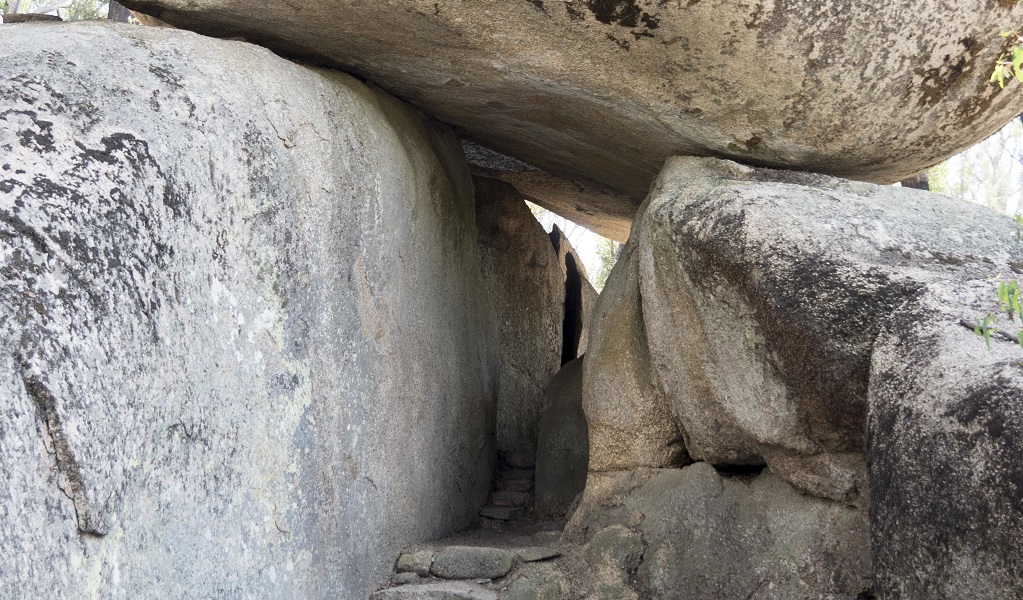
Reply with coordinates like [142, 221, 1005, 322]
[0, 22, 498, 599]
[370, 582, 498, 600]
[463, 141, 631, 242]
[2, 12, 62, 22]
[534, 358, 588, 517]
[549, 225, 598, 360]
[398, 552, 436, 577]
[514, 547, 561, 563]
[582, 239, 687, 471]
[869, 281, 1023, 599]
[431, 546, 517, 580]
[564, 464, 872, 599]
[475, 176, 563, 467]
[636, 156, 1023, 492]
[503, 574, 563, 600]
[122, 0, 1023, 233]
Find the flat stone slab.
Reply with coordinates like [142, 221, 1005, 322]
[479, 506, 523, 521]
[431, 546, 517, 580]
[370, 582, 498, 600]
[491, 491, 531, 508]
[515, 547, 561, 563]
[391, 572, 421, 586]
[495, 479, 533, 493]
[498, 469, 535, 480]
[397, 551, 435, 576]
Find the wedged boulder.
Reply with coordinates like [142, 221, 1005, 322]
[463, 141, 632, 243]
[475, 176, 564, 467]
[869, 281, 1023, 599]
[563, 464, 872, 599]
[582, 239, 688, 472]
[122, 0, 1023, 235]
[0, 22, 497, 599]
[636, 156, 1023, 495]
[534, 358, 588, 517]
[549, 225, 598, 360]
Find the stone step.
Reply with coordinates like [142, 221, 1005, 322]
[494, 478, 533, 493]
[370, 581, 497, 600]
[479, 506, 523, 521]
[496, 468, 535, 480]
[515, 546, 561, 563]
[479, 517, 509, 531]
[432, 546, 517, 579]
[491, 490, 531, 508]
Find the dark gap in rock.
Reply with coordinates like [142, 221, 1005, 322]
[561, 252, 584, 366]
[711, 463, 767, 477]
[548, 228, 562, 254]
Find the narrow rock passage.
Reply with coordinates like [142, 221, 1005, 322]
[479, 461, 535, 528]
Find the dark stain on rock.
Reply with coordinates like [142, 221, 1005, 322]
[916, 37, 979, 109]
[587, 0, 643, 27]
[586, 0, 660, 39]
[606, 33, 631, 50]
[148, 64, 183, 89]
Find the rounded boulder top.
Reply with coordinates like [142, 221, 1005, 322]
[111, 0, 1023, 226]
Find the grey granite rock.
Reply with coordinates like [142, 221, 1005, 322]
[0, 22, 497, 599]
[431, 546, 517, 580]
[566, 464, 872, 599]
[370, 582, 498, 600]
[869, 280, 1023, 599]
[582, 240, 687, 471]
[475, 176, 563, 468]
[398, 552, 436, 577]
[514, 547, 561, 563]
[637, 156, 1023, 492]
[534, 358, 589, 517]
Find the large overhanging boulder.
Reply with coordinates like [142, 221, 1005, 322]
[121, 0, 1023, 235]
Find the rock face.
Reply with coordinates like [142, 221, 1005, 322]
[534, 358, 588, 517]
[631, 156, 1023, 495]
[475, 176, 563, 467]
[582, 239, 688, 472]
[869, 281, 1023, 599]
[0, 22, 498, 599]
[564, 464, 873, 599]
[122, 0, 1023, 234]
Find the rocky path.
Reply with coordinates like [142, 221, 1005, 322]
[371, 522, 569, 600]
[371, 455, 577, 599]
[479, 465, 535, 528]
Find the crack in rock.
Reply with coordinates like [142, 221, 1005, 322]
[17, 357, 107, 537]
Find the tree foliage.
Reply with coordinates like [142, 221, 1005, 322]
[594, 238, 621, 291]
[2, 0, 106, 19]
